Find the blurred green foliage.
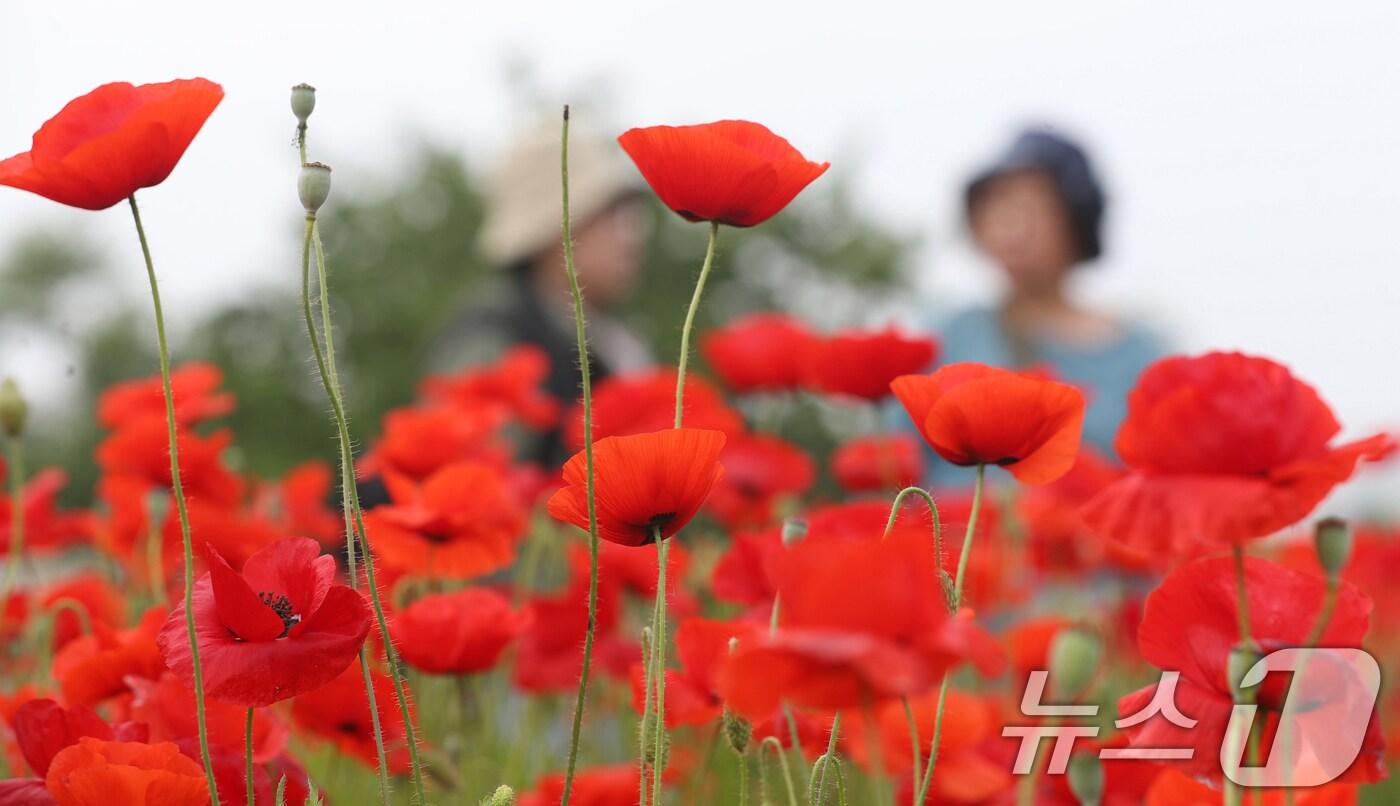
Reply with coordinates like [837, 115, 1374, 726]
[1, 145, 916, 506]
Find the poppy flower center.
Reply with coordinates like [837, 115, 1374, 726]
[258, 591, 302, 638]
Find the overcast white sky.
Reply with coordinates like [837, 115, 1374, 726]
[2, 1, 1397, 506]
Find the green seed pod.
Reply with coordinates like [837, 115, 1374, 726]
[0, 378, 27, 438]
[291, 83, 316, 126]
[298, 162, 332, 214]
[1314, 516, 1352, 578]
[1066, 752, 1104, 806]
[1049, 627, 1102, 700]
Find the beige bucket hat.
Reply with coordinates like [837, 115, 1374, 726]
[480, 120, 642, 266]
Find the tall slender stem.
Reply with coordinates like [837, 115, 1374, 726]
[810, 712, 842, 804]
[914, 463, 986, 805]
[300, 218, 391, 805]
[673, 222, 720, 428]
[128, 194, 220, 806]
[245, 707, 255, 806]
[558, 105, 604, 806]
[902, 697, 921, 800]
[1, 437, 23, 609]
[651, 532, 671, 806]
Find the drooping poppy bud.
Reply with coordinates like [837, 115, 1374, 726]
[1048, 627, 1102, 699]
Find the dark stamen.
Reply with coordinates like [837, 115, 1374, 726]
[258, 591, 302, 638]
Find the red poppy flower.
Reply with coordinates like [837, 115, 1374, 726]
[563, 369, 742, 450]
[892, 363, 1086, 484]
[126, 673, 288, 763]
[1144, 767, 1357, 805]
[361, 461, 526, 579]
[392, 587, 528, 675]
[0, 79, 223, 211]
[566, 539, 692, 600]
[0, 778, 50, 804]
[0, 466, 91, 555]
[157, 537, 371, 707]
[254, 461, 343, 550]
[547, 428, 727, 547]
[52, 607, 166, 707]
[357, 404, 510, 481]
[700, 312, 819, 393]
[719, 529, 1003, 717]
[37, 574, 126, 652]
[420, 344, 561, 431]
[290, 663, 413, 773]
[704, 433, 814, 530]
[11, 699, 146, 778]
[1015, 447, 1126, 573]
[95, 416, 244, 508]
[1082, 352, 1394, 559]
[518, 763, 638, 806]
[843, 689, 1009, 799]
[1280, 524, 1400, 639]
[804, 326, 939, 401]
[628, 618, 764, 728]
[96, 363, 233, 430]
[45, 738, 208, 805]
[830, 433, 924, 492]
[618, 120, 828, 227]
[513, 575, 635, 694]
[1119, 555, 1383, 783]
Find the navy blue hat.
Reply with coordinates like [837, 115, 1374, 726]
[965, 127, 1106, 262]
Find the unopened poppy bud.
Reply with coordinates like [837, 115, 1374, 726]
[723, 707, 752, 755]
[1049, 627, 1102, 699]
[480, 784, 515, 806]
[781, 517, 807, 546]
[291, 83, 316, 126]
[1314, 517, 1352, 577]
[0, 378, 26, 438]
[298, 162, 332, 213]
[1066, 753, 1104, 806]
[1227, 642, 1262, 703]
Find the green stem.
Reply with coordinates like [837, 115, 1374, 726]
[128, 194, 220, 806]
[914, 463, 985, 805]
[1227, 543, 1259, 806]
[558, 106, 603, 806]
[673, 221, 720, 428]
[736, 747, 749, 806]
[299, 217, 392, 806]
[810, 711, 842, 805]
[758, 737, 800, 806]
[1233, 543, 1252, 647]
[651, 532, 671, 806]
[639, 622, 655, 805]
[902, 697, 920, 802]
[245, 707, 255, 806]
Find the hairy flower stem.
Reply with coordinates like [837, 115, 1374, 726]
[915, 463, 985, 804]
[128, 194, 220, 805]
[1, 437, 23, 613]
[759, 737, 801, 806]
[810, 712, 842, 804]
[245, 708, 255, 805]
[558, 105, 604, 806]
[650, 532, 672, 806]
[673, 221, 720, 428]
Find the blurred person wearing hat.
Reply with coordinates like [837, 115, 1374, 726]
[927, 127, 1167, 472]
[430, 122, 652, 463]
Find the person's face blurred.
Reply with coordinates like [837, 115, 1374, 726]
[968, 169, 1080, 294]
[570, 198, 649, 307]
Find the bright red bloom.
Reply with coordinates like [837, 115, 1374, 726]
[95, 417, 243, 508]
[0, 465, 91, 554]
[566, 539, 692, 600]
[628, 618, 764, 728]
[704, 433, 814, 530]
[11, 699, 146, 778]
[45, 738, 208, 805]
[357, 404, 509, 481]
[253, 461, 343, 550]
[392, 587, 528, 675]
[548, 428, 727, 547]
[830, 433, 923, 492]
[1015, 447, 1127, 573]
[52, 607, 166, 707]
[893, 363, 1086, 484]
[290, 663, 413, 773]
[618, 120, 828, 227]
[564, 369, 742, 450]
[1280, 524, 1400, 645]
[700, 312, 819, 393]
[0, 79, 222, 211]
[1119, 555, 1383, 783]
[97, 363, 233, 430]
[126, 673, 288, 763]
[361, 461, 526, 578]
[513, 575, 635, 694]
[803, 326, 939, 401]
[38, 575, 126, 652]
[518, 763, 638, 806]
[719, 529, 1003, 717]
[157, 538, 370, 707]
[1082, 352, 1394, 559]
[1144, 767, 1357, 805]
[420, 344, 561, 431]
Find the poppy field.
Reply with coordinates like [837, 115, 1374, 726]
[1, 77, 1398, 806]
